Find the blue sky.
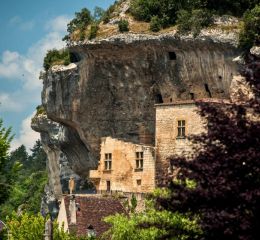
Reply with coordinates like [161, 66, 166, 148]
[0, 0, 114, 151]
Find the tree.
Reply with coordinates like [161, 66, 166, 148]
[0, 119, 13, 205]
[103, 197, 202, 240]
[118, 19, 129, 32]
[239, 4, 260, 50]
[3, 212, 90, 240]
[0, 140, 48, 216]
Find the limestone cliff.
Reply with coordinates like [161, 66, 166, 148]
[32, 30, 242, 196]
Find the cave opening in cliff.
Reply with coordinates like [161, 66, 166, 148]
[204, 84, 212, 98]
[155, 94, 164, 104]
[190, 92, 195, 100]
[169, 52, 177, 60]
[70, 52, 81, 63]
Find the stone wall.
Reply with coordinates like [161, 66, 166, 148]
[90, 137, 155, 193]
[155, 101, 206, 182]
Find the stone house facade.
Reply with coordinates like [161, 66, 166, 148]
[89, 99, 230, 193]
[155, 100, 206, 180]
[89, 137, 155, 193]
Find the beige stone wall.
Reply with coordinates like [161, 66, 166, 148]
[155, 102, 206, 180]
[90, 137, 155, 193]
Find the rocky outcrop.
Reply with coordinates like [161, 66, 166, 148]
[31, 114, 82, 199]
[33, 31, 242, 196]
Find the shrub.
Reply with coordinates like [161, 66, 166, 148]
[67, 8, 92, 35]
[88, 24, 99, 40]
[118, 19, 129, 32]
[36, 105, 46, 116]
[43, 49, 71, 71]
[101, 0, 123, 24]
[239, 4, 260, 50]
[149, 16, 161, 32]
[103, 199, 202, 240]
[130, 0, 161, 22]
[177, 9, 213, 36]
[5, 212, 91, 240]
[63, 8, 92, 41]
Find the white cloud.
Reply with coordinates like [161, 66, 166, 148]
[0, 92, 23, 112]
[1, 15, 70, 151]
[9, 16, 35, 31]
[45, 15, 71, 32]
[0, 31, 66, 91]
[11, 112, 40, 152]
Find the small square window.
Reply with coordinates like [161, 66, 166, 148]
[169, 52, 177, 60]
[177, 120, 186, 138]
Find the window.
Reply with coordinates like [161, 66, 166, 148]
[177, 120, 186, 138]
[136, 152, 143, 170]
[104, 153, 112, 170]
[169, 52, 177, 60]
[137, 179, 142, 186]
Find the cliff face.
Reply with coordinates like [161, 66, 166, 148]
[32, 32, 241, 196]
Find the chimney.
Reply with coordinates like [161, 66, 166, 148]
[69, 195, 77, 224]
[139, 125, 153, 145]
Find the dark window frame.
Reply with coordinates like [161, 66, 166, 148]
[135, 152, 144, 170]
[104, 153, 112, 170]
[177, 120, 186, 138]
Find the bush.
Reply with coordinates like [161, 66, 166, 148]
[149, 16, 161, 32]
[239, 4, 260, 50]
[177, 9, 213, 36]
[43, 49, 71, 71]
[63, 8, 92, 41]
[130, 0, 161, 22]
[88, 24, 99, 40]
[4, 212, 91, 240]
[118, 19, 129, 32]
[103, 199, 202, 240]
[130, 0, 259, 31]
[36, 105, 46, 115]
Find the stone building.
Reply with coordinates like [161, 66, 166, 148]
[89, 137, 155, 193]
[155, 99, 230, 181]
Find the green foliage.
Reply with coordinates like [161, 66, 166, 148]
[177, 9, 213, 36]
[3, 212, 90, 240]
[103, 189, 201, 240]
[67, 8, 92, 35]
[104, 207, 202, 240]
[0, 119, 13, 205]
[118, 19, 129, 32]
[151, 188, 171, 198]
[0, 140, 48, 216]
[130, 194, 137, 213]
[149, 16, 161, 32]
[239, 4, 260, 50]
[63, 8, 92, 42]
[130, 0, 259, 33]
[93, 6, 105, 22]
[88, 24, 99, 40]
[36, 105, 46, 116]
[43, 49, 71, 71]
[130, 0, 161, 22]
[101, 0, 124, 23]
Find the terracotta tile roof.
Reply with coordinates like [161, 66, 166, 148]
[64, 194, 126, 237]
